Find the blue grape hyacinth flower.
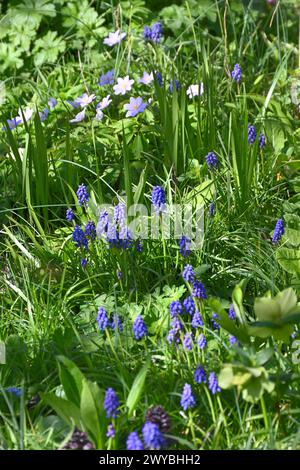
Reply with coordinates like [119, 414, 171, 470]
[259, 132, 266, 149]
[192, 280, 207, 299]
[66, 208, 74, 222]
[169, 300, 183, 318]
[191, 311, 204, 328]
[182, 264, 195, 283]
[84, 221, 96, 240]
[126, 432, 144, 450]
[248, 124, 257, 144]
[72, 225, 88, 249]
[152, 186, 166, 213]
[142, 421, 166, 450]
[76, 184, 89, 206]
[97, 307, 110, 331]
[183, 296, 196, 315]
[178, 235, 191, 257]
[194, 366, 206, 384]
[5, 387, 22, 397]
[197, 333, 207, 350]
[133, 315, 148, 340]
[231, 63, 242, 83]
[144, 22, 163, 44]
[272, 218, 284, 244]
[180, 383, 196, 410]
[208, 372, 221, 394]
[103, 388, 120, 418]
[205, 152, 218, 170]
[183, 333, 193, 351]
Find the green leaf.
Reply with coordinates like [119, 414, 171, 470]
[126, 360, 150, 417]
[42, 393, 81, 427]
[232, 283, 246, 324]
[57, 356, 85, 408]
[122, 126, 134, 215]
[276, 248, 300, 275]
[283, 228, 300, 247]
[80, 380, 105, 449]
[255, 348, 275, 366]
[33, 31, 66, 66]
[254, 297, 281, 323]
[218, 364, 274, 403]
[133, 166, 147, 205]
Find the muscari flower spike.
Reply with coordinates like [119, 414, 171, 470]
[183, 333, 193, 351]
[136, 239, 143, 252]
[76, 184, 89, 206]
[182, 264, 195, 283]
[103, 387, 120, 419]
[152, 186, 166, 213]
[205, 152, 218, 170]
[143, 22, 163, 44]
[197, 333, 207, 350]
[208, 202, 216, 217]
[126, 432, 144, 450]
[111, 313, 123, 332]
[169, 78, 180, 93]
[194, 366, 206, 384]
[169, 300, 183, 318]
[178, 235, 191, 257]
[72, 225, 88, 249]
[156, 72, 163, 87]
[5, 387, 22, 397]
[97, 210, 109, 235]
[248, 124, 257, 144]
[63, 429, 93, 450]
[133, 315, 148, 340]
[84, 221, 96, 240]
[97, 306, 110, 331]
[191, 311, 204, 328]
[208, 372, 221, 394]
[192, 280, 207, 299]
[106, 423, 116, 438]
[183, 296, 196, 315]
[66, 208, 74, 222]
[229, 335, 238, 345]
[272, 218, 284, 244]
[259, 132, 266, 149]
[180, 383, 196, 411]
[142, 421, 166, 450]
[231, 63, 242, 83]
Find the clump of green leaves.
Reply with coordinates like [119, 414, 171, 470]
[248, 288, 300, 341]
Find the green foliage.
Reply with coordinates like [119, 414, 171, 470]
[33, 31, 66, 66]
[248, 288, 300, 341]
[1, 0, 300, 452]
[219, 363, 275, 403]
